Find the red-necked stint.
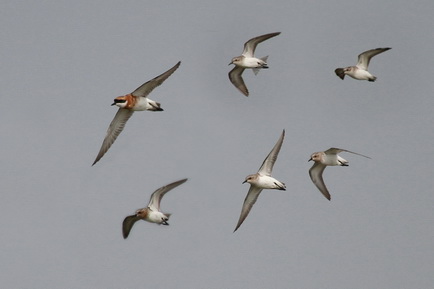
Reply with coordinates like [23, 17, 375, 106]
[335, 48, 391, 81]
[308, 148, 370, 200]
[122, 178, 188, 239]
[234, 130, 286, 232]
[92, 61, 181, 166]
[228, 32, 281, 96]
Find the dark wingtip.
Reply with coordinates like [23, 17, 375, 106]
[122, 229, 129, 239]
[233, 222, 242, 233]
[171, 61, 181, 70]
[334, 68, 345, 80]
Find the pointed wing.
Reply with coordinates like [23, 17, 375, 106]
[309, 162, 330, 200]
[122, 215, 141, 239]
[258, 130, 285, 176]
[92, 108, 134, 166]
[131, 61, 181, 98]
[356, 48, 391, 70]
[234, 185, 263, 232]
[242, 32, 281, 57]
[147, 178, 188, 211]
[228, 66, 248, 96]
[325, 148, 371, 159]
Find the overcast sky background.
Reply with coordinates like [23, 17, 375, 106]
[1, 1, 433, 288]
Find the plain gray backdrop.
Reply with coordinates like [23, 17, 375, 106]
[1, 1, 433, 288]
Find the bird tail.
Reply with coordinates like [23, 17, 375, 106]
[252, 56, 269, 75]
[260, 55, 269, 64]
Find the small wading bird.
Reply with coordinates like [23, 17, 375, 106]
[122, 178, 188, 239]
[234, 130, 286, 232]
[308, 148, 370, 200]
[229, 32, 281, 96]
[92, 61, 181, 166]
[334, 48, 391, 81]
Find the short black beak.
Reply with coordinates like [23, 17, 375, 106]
[242, 180, 247, 184]
[308, 158, 312, 162]
[111, 102, 116, 106]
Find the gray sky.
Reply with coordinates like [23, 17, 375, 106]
[1, 1, 433, 288]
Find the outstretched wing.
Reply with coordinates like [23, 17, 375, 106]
[131, 61, 181, 98]
[325, 148, 371, 159]
[242, 32, 281, 57]
[122, 215, 141, 239]
[234, 186, 263, 232]
[309, 162, 330, 200]
[147, 178, 188, 211]
[92, 108, 134, 166]
[334, 68, 345, 80]
[228, 66, 248, 96]
[356, 48, 391, 70]
[258, 130, 285, 176]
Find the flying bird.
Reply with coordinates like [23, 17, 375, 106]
[92, 61, 181, 166]
[234, 130, 286, 232]
[228, 32, 281, 96]
[335, 48, 391, 81]
[122, 178, 188, 239]
[308, 148, 370, 200]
